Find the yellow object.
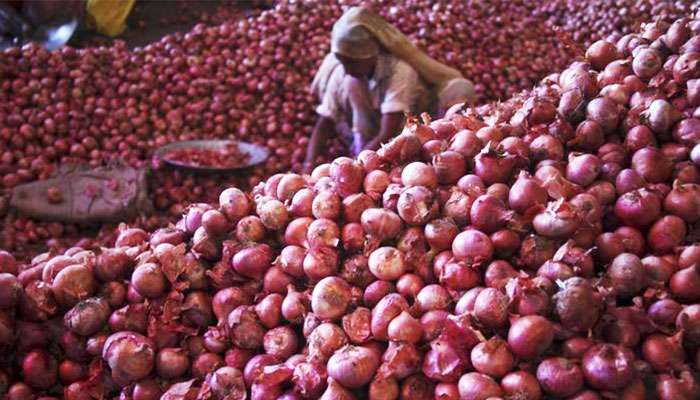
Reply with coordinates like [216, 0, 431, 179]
[86, 0, 135, 37]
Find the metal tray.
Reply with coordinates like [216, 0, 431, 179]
[155, 140, 269, 173]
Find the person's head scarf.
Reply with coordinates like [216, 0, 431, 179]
[313, 7, 474, 106]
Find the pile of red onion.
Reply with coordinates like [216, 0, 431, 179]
[1, 0, 696, 258]
[1, 11, 700, 399]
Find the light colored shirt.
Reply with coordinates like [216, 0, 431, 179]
[316, 54, 428, 123]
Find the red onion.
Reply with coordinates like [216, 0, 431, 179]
[614, 188, 662, 227]
[507, 316, 554, 360]
[439, 260, 480, 291]
[303, 246, 339, 282]
[227, 305, 265, 350]
[396, 274, 425, 299]
[444, 189, 474, 227]
[364, 281, 395, 308]
[397, 186, 439, 226]
[368, 247, 406, 281]
[236, 216, 266, 242]
[263, 326, 298, 359]
[156, 348, 190, 379]
[509, 172, 547, 214]
[424, 218, 459, 252]
[219, 188, 251, 222]
[608, 253, 646, 298]
[452, 230, 494, 265]
[320, 378, 356, 400]
[581, 344, 636, 390]
[483, 260, 517, 290]
[670, 265, 700, 303]
[416, 284, 452, 312]
[402, 162, 438, 189]
[331, 157, 364, 198]
[382, 342, 422, 381]
[371, 294, 409, 341]
[501, 371, 542, 400]
[433, 151, 467, 185]
[307, 218, 340, 249]
[387, 311, 423, 344]
[536, 357, 584, 397]
[632, 147, 673, 184]
[554, 277, 600, 333]
[311, 277, 351, 320]
[656, 371, 700, 400]
[566, 153, 602, 186]
[102, 331, 155, 385]
[369, 377, 399, 400]
[470, 337, 513, 378]
[648, 215, 687, 254]
[64, 297, 110, 336]
[458, 372, 503, 400]
[288, 188, 313, 218]
[312, 190, 341, 220]
[473, 288, 509, 329]
[361, 208, 403, 241]
[22, 349, 57, 390]
[308, 323, 348, 362]
[586, 97, 620, 133]
[470, 194, 511, 234]
[474, 143, 517, 185]
[364, 170, 390, 195]
[327, 345, 380, 389]
[400, 374, 435, 400]
[664, 182, 700, 223]
[633, 48, 663, 79]
[422, 340, 464, 383]
[533, 200, 581, 239]
[490, 229, 521, 259]
[642, 332, 685, 372]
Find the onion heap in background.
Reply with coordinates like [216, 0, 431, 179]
[0, 0, 697, 257]
[1, 10, 700, 400]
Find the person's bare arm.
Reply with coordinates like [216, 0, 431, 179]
[303, 116, 336, 173]
[363, 112, 404, 151]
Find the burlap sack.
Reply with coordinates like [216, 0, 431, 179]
[10, 165, 152, 224]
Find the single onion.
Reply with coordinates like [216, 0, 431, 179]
[507, 316, 554, 360]
[581, 344, 636, 390]
[327, 345, 380, 389]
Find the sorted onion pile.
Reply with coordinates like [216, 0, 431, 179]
[162, 143, 251, 169]
[1, 0, 697, 257]
[2, 12, 700, 399]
